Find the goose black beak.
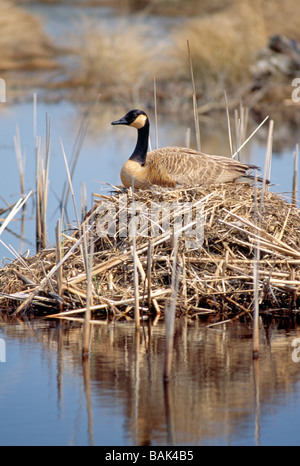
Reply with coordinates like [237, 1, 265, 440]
[111, 117, 128, 126]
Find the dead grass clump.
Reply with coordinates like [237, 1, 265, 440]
[168, 1, 267, 95]
[113, 0, 232, 16]
[166, 0, 300, 105]
[0, 0, 58, 72]
[262, 0, 300, 42]
[64, 18, 160, 104]
[0, 183, 299, 320]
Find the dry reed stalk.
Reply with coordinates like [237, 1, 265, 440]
[63, 99, 101, 219]
[253, 119, 273, 357]
[46, 289, 172, 318]
[221, 209, 300, 258]
[224, 91, 233, 156]
[34, 94, 41, 252]
[0, 201, 15, 217]
[2, 178, 299, 318]
[82, 222, 94, 357]
[252, 170, 260, 358]
[34, 107, 51, 252]
[131, 183, 140, 328]
[232, 116, 269, 159]
[61, 140, 81, 230]
[68, 252, 130, 286]
[62, 284, 89, 301]
[187, 40, 201, 152]
[233, 101, 249, 160]
[35, 137, 42, 251]
[14, 125, 25, 198]
[152, 298, 161, 316]
[277, 208, 291, 242]
[147, 240, 153, 311]
[0, 192, 32, 237]
[66, 196, 208, 288]
[61, 115, 89, 222]
[60, 138, 90, 281]
[13, 224, 91, 314]
[80, 183, 88, 220]
[55, 218, 63, 312]
[153, 77, 158, 150]
[292, 144, 298, 206]
[261, 119, 274, 199]
[181, 253, 187, 307]
[233, 236, 300, 259]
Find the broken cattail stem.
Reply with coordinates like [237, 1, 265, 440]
[55, 218, 63, 312]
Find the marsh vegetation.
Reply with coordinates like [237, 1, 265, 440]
[2, 0, 300, 123]
[0, 0, 299, 319]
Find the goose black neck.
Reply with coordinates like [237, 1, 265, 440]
[129, 119, 149, 165]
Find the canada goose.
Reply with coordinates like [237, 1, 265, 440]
[112, 109, 259, 189]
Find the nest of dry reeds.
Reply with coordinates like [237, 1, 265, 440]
[0, 182, 300, 321]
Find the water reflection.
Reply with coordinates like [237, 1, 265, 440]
[1, 316, 300, 446]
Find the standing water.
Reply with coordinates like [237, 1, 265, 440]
[1, 317, 300, 446]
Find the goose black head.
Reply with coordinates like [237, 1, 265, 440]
[111, 109, 148, 129]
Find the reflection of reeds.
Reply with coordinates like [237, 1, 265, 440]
[164, 235, 179, 381]
[5, 316, 298, 446]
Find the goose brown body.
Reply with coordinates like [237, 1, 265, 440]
[112, 110, 258, 189]
[120, 146, 255, 189]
